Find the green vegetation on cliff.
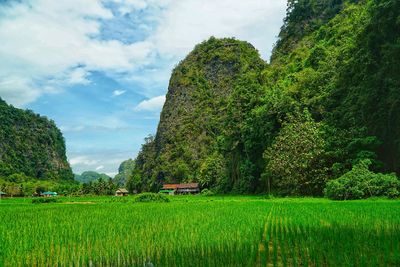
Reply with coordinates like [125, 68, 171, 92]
[133, 0, 400, 197]
[0, 98, 75, 195]
[133, 38, 268, 192]
[0, 98, 73, 181]
[114, 159, 135, 186]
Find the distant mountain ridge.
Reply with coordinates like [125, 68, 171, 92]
[75, 171, 111, 184]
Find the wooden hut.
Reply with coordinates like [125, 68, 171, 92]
[115, 188, 129, 196]
[160, 183, 199, 195]
[159, 184, 178, 195]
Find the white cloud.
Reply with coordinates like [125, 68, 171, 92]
[150, 0, 286, 59]
[0, 0, 288, 179]
[69, 156, 99, 166]
[68, 68, 90, 85]
[96, 165, 105, 171]
[113, 89, 126, 96]
[68, 151, 136, 176]
[0, 76, 41, 106]
[109, 0, 149, 14]
[135, 95, 165, 111]
[121, 0, 287, 97]
[0, 0, 287, 106]
[0, 0, 153, 106]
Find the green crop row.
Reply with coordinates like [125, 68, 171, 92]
[0, 197, 399, 266]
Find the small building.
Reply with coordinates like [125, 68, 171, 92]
[0, 191, 6, 198]
[160, 184, 178, 195]
[160, 183, 199, 195]
[41, 191, 58, 197]
[115, 188, 129, 197]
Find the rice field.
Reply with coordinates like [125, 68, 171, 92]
[1, 196, 399, 266]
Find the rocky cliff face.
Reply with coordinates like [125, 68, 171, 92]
[0, 98, 73, 180]
[137, 37, 266, 190]
[134, 0, 400, 195]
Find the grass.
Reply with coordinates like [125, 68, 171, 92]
[0, 196, 399, 266]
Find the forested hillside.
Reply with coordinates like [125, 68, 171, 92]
[114, 159, 135, 186]
[132, 38, 267, 192]
[75, 171, 111, 184]
[0, 98, 73, 181]
[131, 0, 400, 197]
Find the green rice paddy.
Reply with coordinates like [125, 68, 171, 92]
[1, 196, 399, 266]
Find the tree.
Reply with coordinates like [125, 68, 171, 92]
[198, 153, 226, 189]
[126, 169, 142, 193]
[236, 159, 256, 193]
[263, 110, 328, 195]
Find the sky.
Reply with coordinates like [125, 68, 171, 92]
[0, 0, 287, 177]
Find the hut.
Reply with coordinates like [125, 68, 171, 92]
[41, 191, 58, 197]
[115, 188, 129, 197]
[0, 191, 6, 198]
[176, 183, 200, 194]
[160, 183, 199, 195]
[159, 184, 178, 195]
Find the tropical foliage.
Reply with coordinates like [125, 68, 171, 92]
[325, 160, 400, 200]
[132, 0, 400, 196]
[0, 98, 73, 180]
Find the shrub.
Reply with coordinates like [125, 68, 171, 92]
[324, 160, 400, 200]
[32, 198, 59, 204]
[201, 189, 215, 196]
[134, 193, 170, 203]
[369, 173, 400, 198]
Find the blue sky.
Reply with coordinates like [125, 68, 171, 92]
[0, 0, 287, 176]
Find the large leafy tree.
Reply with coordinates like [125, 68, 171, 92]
[263, 111, 328, 195]
[198, 152, 226, 190]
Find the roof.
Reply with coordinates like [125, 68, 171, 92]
[0, 191, 6, 195]
[162, 184, 179, 190]
[162, 183, 199, 190]
[177, 183, 199, 189]
[41, 191, 57, 195]
[116, 188, 129, 193]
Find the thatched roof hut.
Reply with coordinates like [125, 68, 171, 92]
[115, 188, 129, 196]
